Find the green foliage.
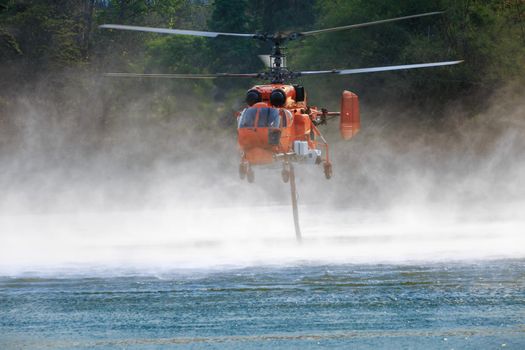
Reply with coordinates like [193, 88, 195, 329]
[146, 35, 209, 73]
[0, 27, 22, 58]
[1, 2, 84, 69]
[292, 0, 525, 113]
[208, 0, 258, 74]
[248, 0, 316, 33]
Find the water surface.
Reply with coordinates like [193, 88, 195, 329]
[1, 261, 524, 349]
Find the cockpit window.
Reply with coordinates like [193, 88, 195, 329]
[238, 108, 257, 128]
[257, 108, 280, 128]
[280, 109, 292, 127]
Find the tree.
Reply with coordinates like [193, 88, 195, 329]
[290, 0, 525, 114]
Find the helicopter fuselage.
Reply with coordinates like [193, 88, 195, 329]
[236, 84, 360, 181]
[237, 84, 319, 164]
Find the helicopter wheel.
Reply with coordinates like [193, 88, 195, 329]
[323, 162, 332, 180]
[239, 163, 248, 180]
[281, 168, 290, 183]
[247, 167, 255, 183]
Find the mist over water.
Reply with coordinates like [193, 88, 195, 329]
[1, 78, 524, 275]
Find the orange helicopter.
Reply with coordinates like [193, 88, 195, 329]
[100, 12, 462, 240]
[235, 83, 358, 183]
[101, 11, 461, 183]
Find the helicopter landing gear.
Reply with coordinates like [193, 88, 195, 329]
[240, 161, 254, 183]
[323, 162, 332, 180]
[281, 163, 290, 183]
[239, 162, 248, 180]
[246, 166, 255, 183]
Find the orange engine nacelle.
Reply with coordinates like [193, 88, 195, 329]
[340, 90, 360, 140]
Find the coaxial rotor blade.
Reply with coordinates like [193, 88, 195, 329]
[297, 60, 463, 76]
[103, 72, 261, 79]
[99, 24, 255, 38]
[101, 11, 444, 42]
[292, 11, 443, 39]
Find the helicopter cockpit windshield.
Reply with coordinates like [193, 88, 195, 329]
[238, 107, 280, 128]
[257, 108, 280, 127]
[238, 108, 257, 128]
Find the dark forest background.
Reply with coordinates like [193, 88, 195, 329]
[0, 0, 524, 211]
[2, 0, 524, 120]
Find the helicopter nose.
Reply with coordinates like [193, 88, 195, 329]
[244, 147, 274, 165]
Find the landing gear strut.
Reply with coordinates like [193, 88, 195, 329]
[323, 162, 332, 180]
[239, 163, 247, 180]
[246, 166, 255, 183]
[240, 161, 255, 183]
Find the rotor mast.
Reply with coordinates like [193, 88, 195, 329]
[269, 39, 288, 84]
[254, 33, 297, 84]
